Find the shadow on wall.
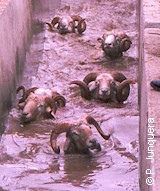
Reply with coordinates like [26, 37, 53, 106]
[32, 0, 61, 20]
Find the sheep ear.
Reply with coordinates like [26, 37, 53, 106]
[50, 111, 56, 119]
[70, 80, 91, 100]
[88, 81, 98, 92]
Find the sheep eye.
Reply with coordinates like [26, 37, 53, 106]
[111, 81, 116, 87]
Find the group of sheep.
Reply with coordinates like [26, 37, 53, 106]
[16, 15, 136, 155]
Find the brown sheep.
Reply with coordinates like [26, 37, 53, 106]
[98, 33, 132, 59]
[50, 115, 111, 154]
[16, 86, 66, 123]
[45, 15, 86, 34]
[70, 72, 136, 103]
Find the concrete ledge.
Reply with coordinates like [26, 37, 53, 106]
[140, 0, 160, 190]
[143, 0, 160, 23]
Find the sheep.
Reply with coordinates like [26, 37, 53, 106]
[97, 33, 132, 59]
[70, 72, 136, 103]
[50, 115, 111, 154]
[16, 86, 66, 123]
[45, 15, 86, 34]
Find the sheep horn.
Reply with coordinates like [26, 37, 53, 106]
[97, 37, 103, 44]
[51, 16, 61, 28]
[16, 86, 26, 103]
[112, 72, 131, 102]
[112, 72, 127, 82]
[45, 22, 54, 31]
[71, 15, 83, 22]
[83, 72, 99, 84]
[52, 95, 66, 107]
[119, 35, 132, 52]
[77, 19, 86, 34]
[44, 95, 66, 118]
[86, 116, 110, 140]
[17, 86, 38, 103]
[116, 79, 136, 102]
[71, 15, 86, 34]
[50, 123, 76, 154]
[70, 80, 91, 100]
[45, 97, 57, 115]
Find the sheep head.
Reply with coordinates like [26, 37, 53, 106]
[88, 73, 115, 101]
[50, 116, 110, 154]
[19, 87, 66, 123]
[16, 86, 38, 108]
[21, 92, 44, 123]
[70, 72, 115, 102]
[70, 72, 136, 103]
[98, 33, 132, 59]
[45, 15, 86, 34]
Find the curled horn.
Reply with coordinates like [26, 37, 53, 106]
[112, 72, 132, 102]
[45, 97, 57, 115]
[16, 86, 26, 103]
[83, 72, 99, 84]
[16, 86, 38, 103]
[112, 72, 127, 82]
[71, 15, 86, 34]
[50, 123, 76, 153]
[44, 95, 66, 118]
[51, 16, 61, 28]
[86, 116, 110, 140]
[77, 19, 86, 34]
[52, 95, 66, 107]
[116, 79, 136, 102]
[119, 35, 132, 52]
[70, 80, 91, 100]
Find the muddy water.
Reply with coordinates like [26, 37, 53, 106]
[0, 0, 139, 190]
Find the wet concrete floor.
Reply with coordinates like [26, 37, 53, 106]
[0, 0, 139, 190]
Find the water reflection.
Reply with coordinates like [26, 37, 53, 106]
[49, 153, 113, 188]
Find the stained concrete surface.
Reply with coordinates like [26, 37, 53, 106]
[0, 0, 32, 133]
[139, 0, 160, 191]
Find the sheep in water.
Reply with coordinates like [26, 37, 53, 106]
[97, 33, 132, 59]
[50, 115, 111, 154]
[70, 72, 136, 103]
[16, 86, 66, 123]
[45, 15, 86, 34]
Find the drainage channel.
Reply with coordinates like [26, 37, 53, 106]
[0, 0, 139, 190]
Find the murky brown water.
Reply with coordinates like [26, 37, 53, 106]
[0, 0, 139, 190]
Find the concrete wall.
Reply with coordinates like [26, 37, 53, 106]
[0, 0, 60, 134]
[0, 0, 33, 134]
[140, 0, 160, 190]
